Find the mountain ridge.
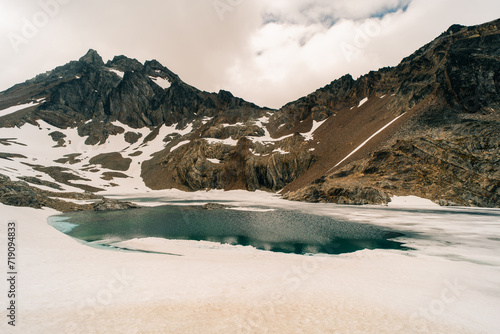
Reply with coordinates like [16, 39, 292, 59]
[1, 18, 499, 209]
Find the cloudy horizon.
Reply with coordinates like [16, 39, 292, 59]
[1, 0, 499, 109]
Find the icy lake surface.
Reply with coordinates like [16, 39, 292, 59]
[17, 193, 500, 333]
[49, 204, 410, 255]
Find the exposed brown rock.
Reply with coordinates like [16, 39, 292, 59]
[101, 172, 129, 181]
[124, 131, 142, 144]
[89, 152, 132, 171]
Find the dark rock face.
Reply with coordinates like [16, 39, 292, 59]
[78, 122, 125, 145]
[26, 164, 104, 193]
[124, 131, 142, 144]
[79, 49, 104, 65]
[89, 153, 132, 171]
[101, 172, 129, 181]
[0, 48, 270, 142]
[54, 153, 82, 165]
[142, 134, 316, 192]
[48, 131, 66, 146]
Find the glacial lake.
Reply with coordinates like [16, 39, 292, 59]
[48, 204, 411, 255]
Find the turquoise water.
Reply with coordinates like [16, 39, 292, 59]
[49, 205, 410, 255]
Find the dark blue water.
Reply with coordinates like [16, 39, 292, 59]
[49, 205, 410, 255]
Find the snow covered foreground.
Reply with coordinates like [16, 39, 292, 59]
[1, 191, 500, 334]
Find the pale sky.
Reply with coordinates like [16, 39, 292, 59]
[1, 0, 499, 109]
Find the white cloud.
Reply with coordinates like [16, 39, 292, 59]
[0, 0, 499, 109]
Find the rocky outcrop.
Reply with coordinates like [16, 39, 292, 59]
[124, 131, 142, 144]
[0, 174, 99, 211]
[89, 152, 132, 171]
[142, 133, 316, 192]
[284, 184, 391, 205]
[18, 176, 63, 190]
[78, 122, 125, 145]
[202, 203, 229, 210]
[0, 174, 141, 212]
[92, 198, 141, 211]
[26, 164, 104, 193]
[48, 131, 66, 146]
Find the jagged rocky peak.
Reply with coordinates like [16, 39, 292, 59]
[106, 55, 143, 72]
[79, 49, 104, 65]
[445, 24, 466, 35]
[1, 46, 273, 132]
[143, 59, 181, 84]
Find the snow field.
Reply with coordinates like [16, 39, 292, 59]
[1, 195, 499, 333]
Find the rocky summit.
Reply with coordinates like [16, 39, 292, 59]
[0, 19, 499, 210]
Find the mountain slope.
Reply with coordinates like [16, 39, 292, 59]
[0, 19, 499, 209]
[277, 19, 500, 207]
[0, 49, 316, 197]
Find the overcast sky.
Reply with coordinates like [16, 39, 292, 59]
[1, 0, 499, 109]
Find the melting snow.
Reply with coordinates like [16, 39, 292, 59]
[330, 113, 405, 171]
[272, 148, 289, 155]
[358, 97, 368, 107]
[389, 195, 439, 207]
[0, 101, 40, 117]
[302, 119, 327, 141]
[170, 140, 190, 152]
[201, 117, 213, 124]
[204, 138, 239, 146]
[149, 76, 171, 89]
[2, 191, 499, 333]
[222, 122, 244, 128]
[109, 68, 125, 79]
[0, 119, 196, 193]
[207, 158, 221, 164]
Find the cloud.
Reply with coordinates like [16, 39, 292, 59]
[222, 0, 500, 107]
[259, 0, 411, 25]
[0, 0, 499, 109]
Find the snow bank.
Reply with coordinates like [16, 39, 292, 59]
[108, 68, 124, 79]
[358, 97, 368, 107]
[301, 119, 327, 141]
[226, 206, 276, 212]
[1, 190, 499, 333]
[389, 195, 439, 207]
[149, 76, 171, 89]
[0, 101, 40, 117]
[0, 119, 196, 194]
[329, 113, 405, 170]
[169, 140, 190, 152]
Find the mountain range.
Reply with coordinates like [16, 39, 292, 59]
[1, 18, 499, 210]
